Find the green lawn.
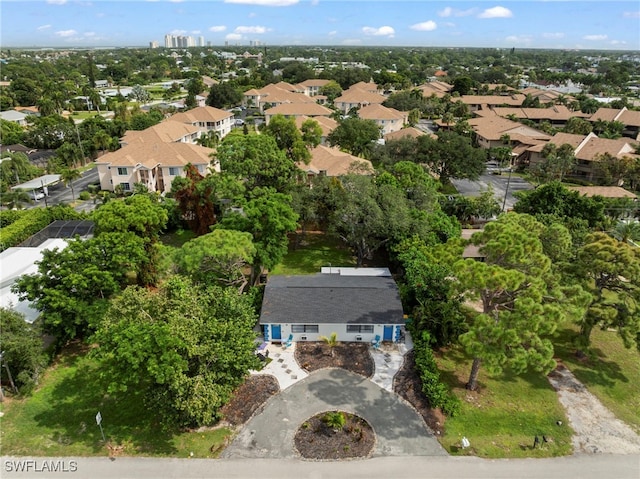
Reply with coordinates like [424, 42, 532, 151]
[554, 325, 640, 434]
[0, 347, 231, 458]
[271, 232, 356, 275]
[159, 229, 197, 248]
[436, 346, 573, 458]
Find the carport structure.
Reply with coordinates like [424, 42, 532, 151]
[10, 174, 61, 202]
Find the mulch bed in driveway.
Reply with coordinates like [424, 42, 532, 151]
[294, 411, 375, 460]
[220, 375, 280, 426]
[295, 342, 375, 377]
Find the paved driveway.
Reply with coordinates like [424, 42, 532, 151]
[452, 172, 533, 211]
[222, 368, 446, 459]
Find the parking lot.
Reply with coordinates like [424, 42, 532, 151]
[451, 170, 534, 211]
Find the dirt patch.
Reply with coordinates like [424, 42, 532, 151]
[295, 342, 374, 378]
[547, 363, 640, 454]
[294, 411, 375, 460]
[393, 350, 446, 436]
[220, 375, 280, 426]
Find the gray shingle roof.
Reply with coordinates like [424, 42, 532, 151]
[259, 274, 404, 325]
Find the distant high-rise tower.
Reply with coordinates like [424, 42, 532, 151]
[150, 41, 159, 49]
[199, 36, 205, 47]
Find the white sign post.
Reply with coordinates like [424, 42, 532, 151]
[96, 411, 106, 442]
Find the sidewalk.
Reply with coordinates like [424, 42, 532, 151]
[249, 342, 308, 390]
[370, 331, 413, 392]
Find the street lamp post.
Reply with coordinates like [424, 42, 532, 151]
[502, 167, 513, 212]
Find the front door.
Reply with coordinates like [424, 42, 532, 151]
[271, 324, 282, 341]
[383, 325, 393, 342]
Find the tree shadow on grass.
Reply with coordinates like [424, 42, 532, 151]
[33, 355, 178, 456]
[567, 351, 628, 389]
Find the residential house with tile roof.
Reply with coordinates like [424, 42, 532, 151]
[566, 186, 637, 199]
[334, 87, 386, 114]
[259, 267, 404, 343]
[416, 81, 452, 98]
[294, 115, 338, 145]
[458, 94, 527, 113]
[383, 126, 428, 142]
[96, 141, 215, 194]
[467, 115, 550, 162]
[296, 79, 332, 97]
[588, 107, 640, 140]
[482, 105, 586, 129]
[169, 106, 234, 139]
[527, 132, 639, 181]
[357, 104, 407, 136]
[120, 121, 200, 147]
[243, 83, 316, 112]
[264, 102, 333, 124]
[298, 145, 374, 178]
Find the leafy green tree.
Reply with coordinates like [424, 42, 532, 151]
[416, 131, 486, 185]
[0, 119, 24, 145]
[263, 114, 311, 164]
[300, 118, 322, 149]
[319, 80, 342, 103]
[175, 229, 256, 291]
[12, 232, 146, 342]
[396, 237, 465, 347]
[0, 152, 40, 187]
[0, 308, 48, 395]
[206, 82, 243, 109]
[592, 153, 637, 187]
[92, 194, 168, 286]
[129, 85, 151, 104]
[217, 134, 297, 193]
[564, 117, 593, 136]
[609, 220, 640, 244]
[327, 117, 381, 158]
[218, 188, 298, 284]
[455, 213, 589, 390]
[451, 76, 475, 95]
[0, 189, 32, 210]
[92, 276, 260, 428]
[513, 181, 605, 228]
[574, 232, 640, 352]
[530, 143, 576, 183]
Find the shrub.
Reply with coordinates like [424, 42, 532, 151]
[413, 332, 461, 416]
[78, 191, 91, 201]
[323, 411, 346, 431]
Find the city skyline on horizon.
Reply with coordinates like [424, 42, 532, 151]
[1, 1, 639, 52]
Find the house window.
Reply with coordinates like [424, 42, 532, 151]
[117, 167, 128, 176]
[291, 324, 319, 333]
[169, 167, 180, 176]
[346, 325, 374, 333]
[121, 182, 131, 191]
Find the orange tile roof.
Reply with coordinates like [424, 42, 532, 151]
[294, 115, 338, 137]
[121, 121, 200, 144]
[170, 106, 232, 124]
[567, 186, 637, 199]
[358, 103, 407, 121]
[265, 102, 333, 117]
[384, 127, 427, 141]
[96, 141, 214, 169]
[300, 145, 373, 176]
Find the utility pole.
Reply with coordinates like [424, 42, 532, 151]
[502, 167, 513, 212]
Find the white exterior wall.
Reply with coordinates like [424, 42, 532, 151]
[264, 323, 401, 343]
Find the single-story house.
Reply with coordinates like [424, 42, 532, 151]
[259, 267, 405, 343]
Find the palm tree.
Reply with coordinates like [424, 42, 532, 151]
[60, 168, 82, 201]
[1, 188, 32, 209]
[0, 152, 32, 186]
[93, 130, 113, 157]
[319, 332, 339, 357]
[610, 220, 640, 244]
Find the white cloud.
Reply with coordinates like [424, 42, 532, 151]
[169, 29, 187, 35]
[209, 25, 227, 32]
[610, 40, 627, 45]
[84, 32, 96, 37]
[225, 33, 243, 41]
[478, 6, 513, 19]
[506, 35, 533, 44]
[438, 7, 475, 17]
[328, 30, 337, 36]
[542, 32, 565, 39]
[310, 0, 319, 5]
[583, 34, 607, 41]
[224, 0, 298, 6]
[55, 29, 77, 37]
[362, 26, 395, 37]
[37, 24, 52, 31]
[191, 30, 201, 35]
[410, 21, 437, 32]
[46, 0, 67, 4]
[623, 11, 640, 18]
[234, 25, 268, 34]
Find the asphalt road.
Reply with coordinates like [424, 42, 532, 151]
[29, 168, 99, 211]
[451, 171, 534, 211]
[1, 454, 638, 479]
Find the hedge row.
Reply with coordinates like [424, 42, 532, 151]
[0, 209, 29, 228]
[0, 206, 84, 252]
[413, 331, 461, 417]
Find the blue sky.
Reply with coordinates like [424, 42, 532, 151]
[1, 1, 639, 50]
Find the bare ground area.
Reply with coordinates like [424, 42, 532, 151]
[219, 375, 280, 426]
[547, 363, 640, 454]
[294, 412, 376, 460]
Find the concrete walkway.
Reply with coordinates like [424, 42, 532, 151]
[249, 342, 308, 390]
[223, 368, 446, 459]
